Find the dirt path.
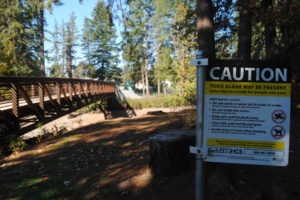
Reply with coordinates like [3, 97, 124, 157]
[21, 106, 195, 140]
[1, 108, 300, 200]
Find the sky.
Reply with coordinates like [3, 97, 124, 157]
[44, 0, 122, 73]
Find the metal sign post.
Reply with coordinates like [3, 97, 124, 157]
[190, 50, 208, 200]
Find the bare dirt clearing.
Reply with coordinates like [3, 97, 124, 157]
[1, 108, 300, 200]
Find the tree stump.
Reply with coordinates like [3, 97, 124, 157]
[149, 129, 195, 176]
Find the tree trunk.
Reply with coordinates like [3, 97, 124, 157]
[156, 43, 160, 96]
[196, 0, 215, 58]
[263, 0, 276, 59]
[40, 1, 45, 76]
[157, 76, 161, 96]
[163, 83, 167, 96]
[144, 3, 150, 96]
[66, 44, 72, 78]
[142, 67, 145, 96]
[238, 0, 252, 60]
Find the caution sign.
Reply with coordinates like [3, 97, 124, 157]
[203, 60, 291, 166]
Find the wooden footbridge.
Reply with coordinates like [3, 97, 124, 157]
[0, 77, 115, 133]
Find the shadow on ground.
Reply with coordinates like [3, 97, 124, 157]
[0, 111, 192, 200]
[1, 109, 300, 200]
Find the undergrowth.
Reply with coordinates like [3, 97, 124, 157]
[126, 95, 194, 109]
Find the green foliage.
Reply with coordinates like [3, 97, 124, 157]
[73, 62, 96, 78]
[0, 0, 41, 76]
[170, 2, 197, 97]
[153, 47, 174, 88]
[49, 63, 64, 77]
[65, 12, 79, 78]
[6, 135, 27, 154]
[126, 95, 192, 110]
[121, 0, 152, 84]
[36, 122, 44, 128]
[86, 0, 121, 81]
[85, 100, 107, 112]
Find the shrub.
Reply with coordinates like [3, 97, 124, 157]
[6, 135, 27, 154]
[126, 95, 194, 109]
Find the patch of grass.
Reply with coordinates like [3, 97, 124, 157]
[50, 138, 70, 149]
[101, 141, 114, 146]
[16, 177, 49, 189]
[99, 177, 109, 184]
[36, 122, 43, 128]
[5, 176, 73, 200]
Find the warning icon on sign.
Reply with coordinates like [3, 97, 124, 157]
[271, 125, 286, 139]
[272, 110, 286, 124]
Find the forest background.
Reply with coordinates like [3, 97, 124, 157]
[0, 0, 299, 102]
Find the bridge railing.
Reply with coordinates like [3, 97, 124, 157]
[0, 77, 115, 129]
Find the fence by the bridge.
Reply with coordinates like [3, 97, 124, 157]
[0, 77, 115, 131]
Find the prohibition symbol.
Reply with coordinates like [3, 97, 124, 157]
[272, 110, 286, 124]
[271, 125, 286, 139]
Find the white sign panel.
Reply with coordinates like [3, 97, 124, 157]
[203, 63, 291, 166]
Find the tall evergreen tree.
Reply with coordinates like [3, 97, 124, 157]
[89, 0, 120, 80]
[49, 20, 61, 66]
[82, 17, 92, 64]
[36, 0, 63, 76]
[171, 1, 198, 97]
[65, 12, 79, 78]
[121, 0, 153, 95]
[60, 20, 66, 76]
[74, 62, 96, 78]
[0, 0, 40, 76]
[151, 0, 172, 95]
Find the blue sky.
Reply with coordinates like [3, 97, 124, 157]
[45, 0, 95, 67]
[44, 0, 122, 73]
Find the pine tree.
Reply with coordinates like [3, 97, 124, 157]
[65, 12, 79, 78]
[121, 0, 153, 95]
[88, 0, 120, 80]
[49, 20, 61, 66]
[36, 0, 63, 76]
[82, 17, 92, 64]
[74, 62, 96, 78]
[151, 0, 175, 95]
[0, 0, 40, 76]
[60, 20, 66, 76]
[171, 1, 198, 97]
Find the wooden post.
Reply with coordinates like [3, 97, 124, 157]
[11, 83, 19, 128]
[18, 84, 43, 120]
[31, 84, 35, 97]
[78, 82, 82, 103]
[43, 83, 59, 112]
[38, 81, 44, 114]
[56, 81, 61, 106]
[69, 82, 73, 103]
